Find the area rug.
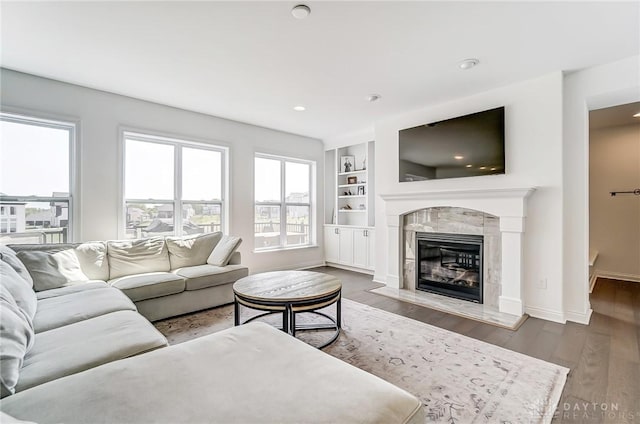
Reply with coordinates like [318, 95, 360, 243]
[155, 299, 568, 423]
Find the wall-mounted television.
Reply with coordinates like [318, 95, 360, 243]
[398, 107, 505, 182]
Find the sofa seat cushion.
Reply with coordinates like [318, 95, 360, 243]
[1, 323, 423, 424]
[35, 281, 108, 300]
[33, 288, 136, 333]
[15, 310, 168, 393]
[108, 272, 185, 302]
[173, 264, 249, 291]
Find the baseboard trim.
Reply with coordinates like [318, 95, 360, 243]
[565, 308, 593, 325]
[595, 270, 640, 283]
[524, 305, 565, 324]
[372, 273, 386, 285]
[324, 262, 375, 276]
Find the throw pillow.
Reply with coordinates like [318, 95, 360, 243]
[0, 261, 37, 320]
[0, 286, 35, 398]
[166, 232, 223, 269]
[16, 250, 89, 292]
[74, 241, 109, 281]
[206, 235, 242, 267]
[107, 236, 170, 279]
[0, 245, 34, 288]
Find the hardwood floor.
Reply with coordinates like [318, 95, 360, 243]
[312, 267, 640, 423]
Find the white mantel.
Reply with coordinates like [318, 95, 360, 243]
[380, 186, 536, 317]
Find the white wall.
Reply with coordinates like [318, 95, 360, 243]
[373, 72, 566, 322]
[0, 69, 325, 273]
[563, 55, 640, 323]
[589, 123, 640, 282]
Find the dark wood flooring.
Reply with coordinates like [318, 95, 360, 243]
[312, 267, 640, 424]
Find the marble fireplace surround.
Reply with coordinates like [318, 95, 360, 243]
[379, 187, 536, 317]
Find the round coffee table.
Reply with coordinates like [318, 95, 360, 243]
[233, 271, 342, 349]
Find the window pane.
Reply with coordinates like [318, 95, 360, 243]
[182, 148, 222, 201]
[286, 205, 310, 246]
[255, 205, 280, 249]
[0, 200, 69, 245]
[255, 157, 281, 202]
[125, 202, 174, 239]
[183, 203, 222, 234]
[285, 162, 310, 203]
[125, 140, 174, 200]
[0, 120, 69, 196]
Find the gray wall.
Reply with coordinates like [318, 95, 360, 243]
[0, 68, 325, 273]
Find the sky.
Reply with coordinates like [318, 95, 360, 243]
[0, 120, 69, 196]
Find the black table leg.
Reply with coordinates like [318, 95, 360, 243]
[234, 299, 240, 326]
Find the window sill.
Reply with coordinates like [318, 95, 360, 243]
[253, 244, 319, 254]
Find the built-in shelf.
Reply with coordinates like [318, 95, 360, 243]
[338, 195, 366, 199]
[338, 170, 366, 176]
[339, 209, 366, 213]
[338, 183, 366, 188]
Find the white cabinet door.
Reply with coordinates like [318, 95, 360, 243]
[352, 228, 368, 268]
[324, 227, 339, 263]
[338, 227, 354, 264]
[366, 229, 376, 270]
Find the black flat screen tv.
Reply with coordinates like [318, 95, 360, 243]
[398, 107, 505, 182]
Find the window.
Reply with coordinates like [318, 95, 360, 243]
[123, 131, 226, 239]
[254, 154, 313, 250]
[0, 113, 74, 244]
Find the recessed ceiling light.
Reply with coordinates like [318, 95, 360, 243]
[634, 112, 640, 118]
[291, 4, 311, 19]
[459, 58, 479, 70]
[366, 94, 381, 102]
[293, 106, 306, 111]
[490, 167, 497, 171]
[454, 155, 464, 160]
[465, 164, 473, 168]
[479, 166, 486, 170]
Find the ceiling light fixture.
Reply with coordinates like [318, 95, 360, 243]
[465, 164, 473, 168]
[293, 106, 306, 111]
[479, 166, 486, 170]
[459, 58, 479, 70]
[490, 167, 497, 171]
[634, 112, 640, 118]
[291, 4, 311, 19]
[366, 94, 381, 102]
[454, 155, 464, 160]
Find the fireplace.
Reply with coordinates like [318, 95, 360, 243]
[416, 232, 483, 303]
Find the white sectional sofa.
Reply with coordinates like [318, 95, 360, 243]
[0, 236, 425, 423]
[9, 232, 249, 321]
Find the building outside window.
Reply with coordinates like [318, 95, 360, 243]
[123, 131, 227, 239]
[254, 154, 314, 250]
[0, 112, 74, 244]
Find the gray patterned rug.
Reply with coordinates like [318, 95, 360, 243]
[155, 299, 568, 423]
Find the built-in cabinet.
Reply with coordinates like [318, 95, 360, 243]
[324, 141, 376, 273]
[324, 225, 375, 271]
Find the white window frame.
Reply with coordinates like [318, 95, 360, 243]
[0, 111, 77, 243]
[120, 130, 228, 239]
[254, 153, 315, 251]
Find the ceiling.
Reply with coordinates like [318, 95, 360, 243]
[1, 1, 639, 140]
[590, 102, 640, 130]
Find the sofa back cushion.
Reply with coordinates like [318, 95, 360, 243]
[166, 232, 222, 269]
[107, 237, 170, 280]
[206, 235, 242, 267]
[0, 262, 37, 320]
[16, 250, 89, 292]
[0, 286, 35, 398]
[0, 246, 34, 288]
[74, 242, 109, 281]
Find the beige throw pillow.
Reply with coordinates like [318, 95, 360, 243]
[16, 250, 89, 292]
[75, 242, 109, 281]
[166, 232, 223, 269]
[206, 235, 242, 267]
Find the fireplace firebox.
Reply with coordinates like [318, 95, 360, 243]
[415, 232, 483, 303]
